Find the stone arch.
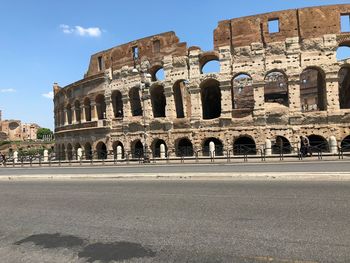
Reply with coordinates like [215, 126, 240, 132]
[233, 136, 257, 155]
[308, 135, 329, 153]
[95, 94, 106, 120]
[202, 137, 224, 156]
[200, 78, 221, 120]
[300, 67, 327, 112]
[341, 135, 350, 152]
[84, 97, 92, 121]
[176, 137, 194, 157]
[150, 84, 166, 118]
[200, 52, 220, 74]
[131, 140, 144, 158]
[151, 138, 167, 158]
[74, 100, 81, 123]
[112, 141, 124, 158]
[264, 70, 289, 106]
[129, 87, 142, 116]
[66, 103, 72, 124]
[96, 141, 108, 159]
[337, 42, 350, 62]
[67, 143, 73, 160]
[150, 64, 165, 81]
[272, 136, 291, 154]
[338, 66, 350, 109]
[173, 80, 186, 118]
[231, 73, 254, 114]
[112, 90, 123, 118]
[84, 142, 92, 160]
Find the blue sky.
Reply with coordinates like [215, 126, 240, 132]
[0, 0, 349, 129]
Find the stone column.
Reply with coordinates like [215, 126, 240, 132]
[143, 90, 154, 119]
[220, 79, 232, 118]
[188, 84, 202, 121]
[81, 106, 86, 123]
[164, 83, 176, 119]
[253, 82, 265, 117]
[64, 109, 68, 126]
[288, 78, 301, 113]
[91, 102, 98, 121]
[123, 96, 132, 119]
[325, 73, 340, 112]
[105, 95, 113, 120]
[71, 106, 77, 124]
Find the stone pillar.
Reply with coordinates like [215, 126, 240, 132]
[209, 141, 215, 158]
[13, 151, 18, 163]
[188, 85, 202, 121]
[160, 144, 166, 159]
[253, 82, 265, 116]
[265, 139, 272, 156]
[64, 109, 68, 126]
[329, 136, 338, 154]
[164, 83, 176, 119]
[325, 74, 340, 112]
[288, 78, 301, 113]
[91, 102, 98, 121]
[43, 150, 49, 162]
[188, 49, 201, 79]
[71, 106, 77, 124]
[220, 79, 232, 118]
[81, 106, 86, 123]
[143, 90, 154, 119]
[123, 96, 132, 119]
[105, 95, 113, 120]
[77, 148, 83, 161]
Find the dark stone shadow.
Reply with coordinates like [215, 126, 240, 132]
[14, 233, 85, 249]
[78, 241, 156, 262]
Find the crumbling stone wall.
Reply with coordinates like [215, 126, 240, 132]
[54, 4, 350, 159]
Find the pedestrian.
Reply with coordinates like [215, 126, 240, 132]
[0, 152, 5, 166]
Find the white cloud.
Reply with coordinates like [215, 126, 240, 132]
[42, 91, 54, 99]
[59, 24, 102, 37]
[0, 88, 16, 93]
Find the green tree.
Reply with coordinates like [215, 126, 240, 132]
[37, 128, 53, 140]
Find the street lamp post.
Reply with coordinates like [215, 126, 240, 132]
[132, 67, 151, 163]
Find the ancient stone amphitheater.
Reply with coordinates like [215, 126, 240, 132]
[54, 4, 350, 160]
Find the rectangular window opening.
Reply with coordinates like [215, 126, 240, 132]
[341, 14, 350, 33]
[132, 46, 139, 59]
[268, 19, 280, 34]
[97, 56, 104, 71]
[153, 40, 160, 53]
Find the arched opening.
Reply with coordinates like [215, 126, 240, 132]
[95, 94, 106, 120]
[112, 141, 124, 159]
[74, 143, 81, 159]
[264, 71, 288, 106]
[173, 80, 185, 118]
[84, 142, 92, 160]
[60, 106, 65, 126]
[231, 74, 254, 117]
[67, 143, 73, 160]
[152, 139, 167, 158]
[154, 68, 165, 81]
[201, 60, 220, 74]
[176, 138, 194, 157]
[300, 68, 327, 112]
[341, 135, 350, 152]
[336, 45, 350, 62]
[338, 67, 350, 109]
[202, 138, 224, 156]
[129, 87, 142, 117]
[74, 100, 81, 123]
[200, 79, 221, 120]
[308, 135, 329, 153]
[272, 136, 291, 154]
[132, 140, 144, 158]
[233, 136, 256, 155]
[112, 90, 123, 118]
[150, 85, 166, 118]
[66, 104, 72, 125]
[96, 142, 108, 159]
[84, 98, 92, 122]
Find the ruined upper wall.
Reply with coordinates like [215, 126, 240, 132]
[86, 31, 187, 77]
[214, 4, 350, 49]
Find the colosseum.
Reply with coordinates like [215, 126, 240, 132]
[54, 4, 350, 160]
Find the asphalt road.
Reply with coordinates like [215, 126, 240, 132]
[0, 180, 349, 262]
[1, 160, 350, 176]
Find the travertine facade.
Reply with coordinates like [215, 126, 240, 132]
[54, 4, 350, 159]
